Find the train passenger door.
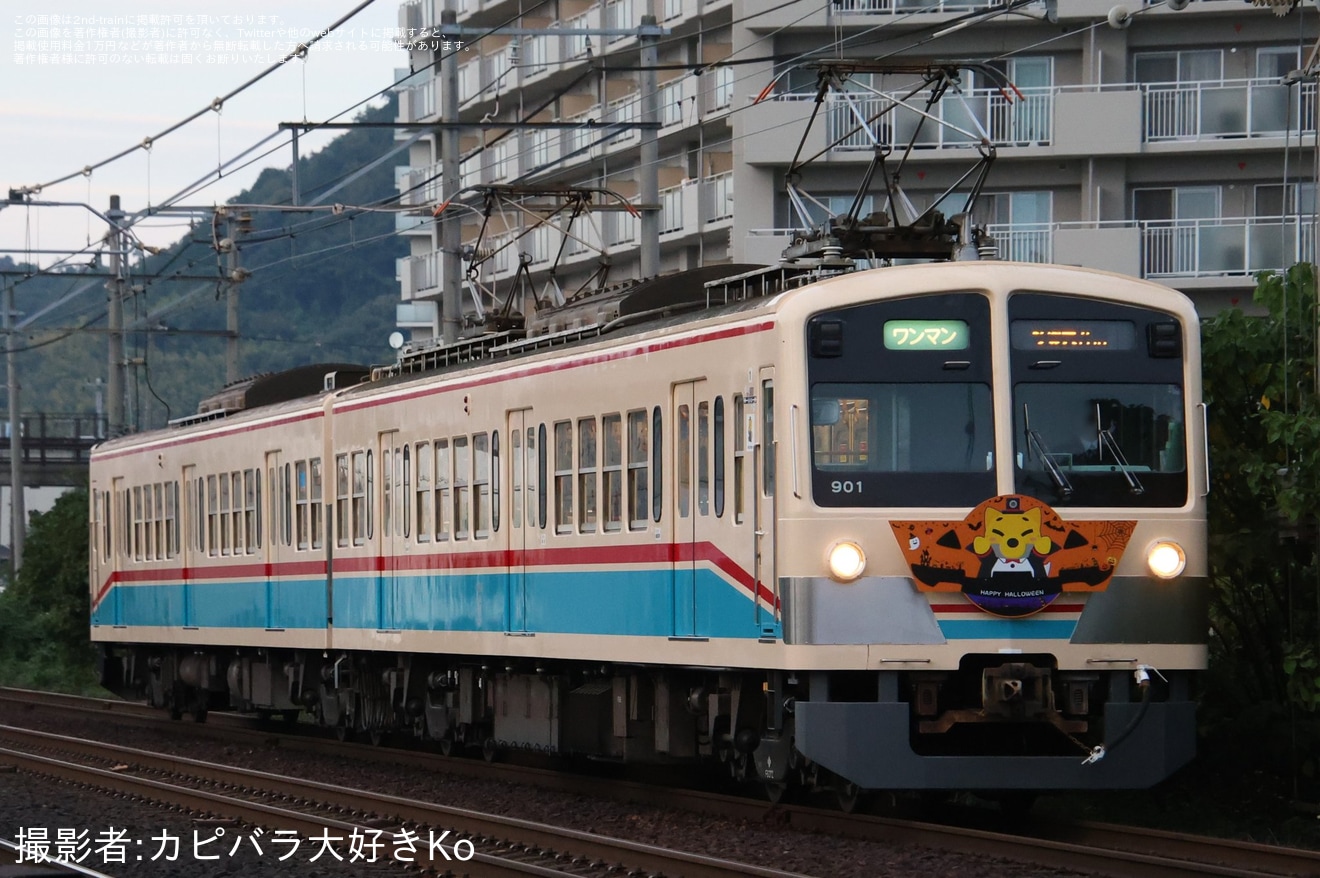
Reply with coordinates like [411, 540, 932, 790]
[754, 367, 779, 635]
[507, 409, 532, 634]
[262, 452, 282, 629]
[672, 380, 706, 638]
[377, 431, 403, 631]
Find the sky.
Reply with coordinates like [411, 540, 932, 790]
[2, 0, 408, 265]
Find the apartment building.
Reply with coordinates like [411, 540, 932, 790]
[394, 0, 1318, 338]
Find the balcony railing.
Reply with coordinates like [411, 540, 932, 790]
[1139, 216, 1316, 278]
[660, 186, 684, 234]
[401, 78, 436, 123]
[1142, 78, 1317, 142]
[831, 0, 1046, 13]
[984, 223, 1053, 263]
[401, 162, 444, 208]
[815, 86, 1053, 150]
[705, 172, 733, 222]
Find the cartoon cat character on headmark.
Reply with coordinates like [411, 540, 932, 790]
[890, 495, 1136, 618]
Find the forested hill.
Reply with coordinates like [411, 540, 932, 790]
[5, 95, 407, 429]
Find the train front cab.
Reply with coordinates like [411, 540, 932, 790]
[778, 268, 1206, 792]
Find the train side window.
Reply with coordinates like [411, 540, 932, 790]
[351, 451, 367, 546]
[365, 451, 374, 540]
[602, 413, 622, 532]
[336, 454, 350, 547]
[232, 472, 244, 555]
[626, 410, 647, 530]
[474, 432, 490, 539]
[491, 430, 500, 534]
[268, 466, 277, 548]
[578, 417, 597, 533]
[677, 404, 691, 519]
[434, 440, 450, 541]
[168, 481, 180, 558]
[697, 401, 710, 516]
[244, 469, 258, 554]
[416, 442, 432, 543]
[222, 474, 236, 555]
[536, 424, 547, 529]
[454, 436, 471, 540]
[651, 406, 663, 523]
[554, 421, 573, 534]
[124, 490, 132, 559]
[310, 459, 323, 549]
[733, 394, 745, 524]
[153, 483, 164, 560]
[132, 485, 143, 561]
[714, 397, 725, 518]
[512, 429, 523, 530]
[762, 380, 775, 498]
[295, 461, 308, 550]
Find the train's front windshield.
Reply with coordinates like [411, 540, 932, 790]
[1013, 383, 1186, 507]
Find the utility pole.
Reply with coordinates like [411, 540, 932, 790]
[440, 7, 463, 344]
[639, 14, 660, 279]
[4, 274, 23, 571]
[220, 210, 250, 384]
[106, 195, 126, 438]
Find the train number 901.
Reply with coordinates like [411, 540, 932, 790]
[831, 479, 863, 494]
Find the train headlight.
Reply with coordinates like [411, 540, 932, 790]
[827, 541, 867, 582]
[1146, 540, 1186, 579]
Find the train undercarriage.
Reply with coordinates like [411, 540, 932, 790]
[97, 645, 1195, 808]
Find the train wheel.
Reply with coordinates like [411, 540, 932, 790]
[368, 729, 385, 747]
[334, 722, 351, 742]
[763, 781, 792, 805]
[481, 737, 499, 763]
[835, 780, 866, 814]
[438, 737, 454, 757]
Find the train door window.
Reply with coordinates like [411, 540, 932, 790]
[382, 449, 394, 538]
[310, 459, 323, 549]
[602, 414, 622, 532]
[195, 478, 205, 553]
[732, 395, 745, 524]
[207, 476, 218, 556]
[677, 404, 691, 518]
[491, 431, 500, 533]
[578, 418, 597, 533]
[268, 466, 277, 548]
[102, 489, 112, 561]
[512, 429, 523, 530]
[124, 490, 132, 559]
[697, 401, 710, 516]
[474, 432, 490, 539]
[253, 474, 261, 552]
[714, 397, 726, 518]
[295, 461, 309, 550]
[336, 455, 350, 547]
[651, 406, 663, 523]
[352, 451, 368, 545]
[454, 436, 471, 540]
[554, 421, 573, 534]
[762, 381, 775, 498]
[244, 469, 258, 554]
[282, 464, 293, 547]
[434, 440, 450, 541]
[416, 442, 432, 543]
[402, 446, 411, 539]
[536, 424, 547, 529]
[626, 410, 647, 530]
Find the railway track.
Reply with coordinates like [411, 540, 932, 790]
[0, 723, 809, 878]
[0, 838, 121, 878]
[2, 688, 1318, 877]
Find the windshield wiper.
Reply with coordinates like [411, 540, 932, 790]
[1023, 404, 1073, 497]
[1096, 403, 1145, 495]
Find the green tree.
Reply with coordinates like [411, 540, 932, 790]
[0, 487, 98, 690]
[1202, 264, 1320, 786]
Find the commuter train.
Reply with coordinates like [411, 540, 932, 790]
[90, 260, 1206, 805]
